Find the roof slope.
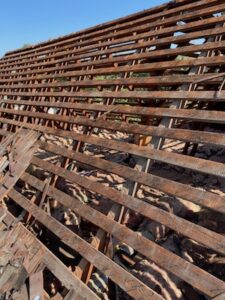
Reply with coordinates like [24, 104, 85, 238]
[0, 0, 225, 299]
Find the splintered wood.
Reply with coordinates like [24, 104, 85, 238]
[0, 0, 225, 299]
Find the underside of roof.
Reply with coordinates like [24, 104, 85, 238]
[0, 0, 225, 299]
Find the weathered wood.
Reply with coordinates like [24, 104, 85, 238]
[13, 171, 225, 297]
[22, 158, 225, 256]
[2, 24, 225, 71]
[0, 0, 225, 298]
[0, 47, 224, 84]
[8, 188, 163, 300]
[2, 99, 225, 125]
[37, 142, 225, 212]
[2, 0, 221, 59]
[1, 116, 225, 149]
[29, 271, 44, 300]
[2, 212, 100, 300]
[0, 130, 40, 200]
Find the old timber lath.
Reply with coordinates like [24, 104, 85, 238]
[0, 0, 225, 299]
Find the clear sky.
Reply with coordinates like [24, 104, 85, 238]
[0, 0, 166, 57]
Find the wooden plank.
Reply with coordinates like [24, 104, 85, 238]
[37, 143, 225, 213]
[2, 0, 220, 59]
[2, 212, 100, 300]
[15, 173, 225, 298]
[1, 115, 225, 150]
[2, 100, 225, 125]
[22, 159, 225, 255]
[0, 41, 225, 78]
[2, 24, 225, 71]
[0, 130, 40, 200]
[2, 89, 225, 101]
[0, 107, 223, 178]
[3, 11, 225, 68]
[7, 188, 163, 300]
[1, 72, 224, 86]
[29, 271, 44, 300]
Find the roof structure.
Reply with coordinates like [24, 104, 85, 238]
[0, 0, 225, 299]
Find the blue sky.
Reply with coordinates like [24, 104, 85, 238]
[0, 0, 166, 57]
